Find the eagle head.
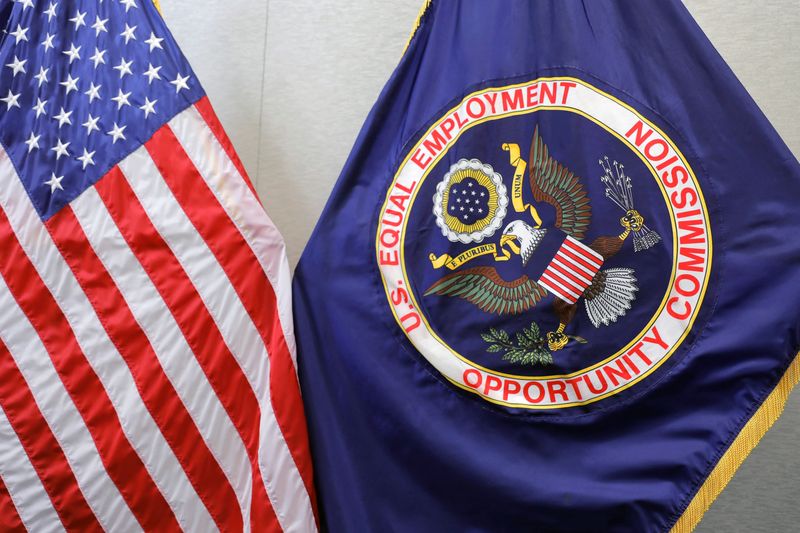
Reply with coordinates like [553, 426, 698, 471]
[501, 220, 547, 265]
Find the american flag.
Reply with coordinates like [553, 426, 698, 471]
[0, 0, 317, 531]
[536, 236, 604, 304]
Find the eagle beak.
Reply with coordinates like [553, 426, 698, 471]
[500, 234, 517, 247]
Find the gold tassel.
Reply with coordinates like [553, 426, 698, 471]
[671, 351, 800, 532]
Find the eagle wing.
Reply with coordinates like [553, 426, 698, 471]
[528, 125, 592, 239]
[423, 266, 547, 315]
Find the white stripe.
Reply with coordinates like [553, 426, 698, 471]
[536, 278, 569, 302]
[0, 276, 139, 533]
[0, 152, 140, 532]
[0, 407, 64, 533]
[543, 264, 584, 293]
[538, 274, 580, 303]
[540, 273, 580, 302]
[169, 107, 297, 364]
[556, 248, 599, 278]
[551, 257, 593, 286]
[119, 148, 266, 528]
[567, 235, 605, 267]
[566, 236, 604, 264]
[71, 188, 220, 533]
[167, 107, 315, 531]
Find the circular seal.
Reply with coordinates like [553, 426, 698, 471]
[376, 76, 712, 410]
[433, 158, 509, 244]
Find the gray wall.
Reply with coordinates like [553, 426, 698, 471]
[161, 1, 799, 531]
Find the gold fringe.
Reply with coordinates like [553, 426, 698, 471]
[671, 351, 800, 532]
[153, 0, 162, 14]
[402, 0, 432, 54]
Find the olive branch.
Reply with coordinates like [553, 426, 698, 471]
[482, 322, 588, 367]
[481, 322, 554, 367]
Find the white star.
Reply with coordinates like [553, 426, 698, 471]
[144, 32, 164, 52]
[54, 107, 73, 128]
[111, 89, 131, 109]
[84, 82, 101, 103]
[60, 74, 79, 94]
[9, 24, 29, 44]
[45, 173, 64, 193]
[113, 58, 133, 79]
[24, 132, 40, 153]
[69, 10, 87, 30]
[1, 91, 20, 110]
[91, 16, 109, 36]
[15, 0, 34, 10]
[63, 43, 81, 64]
[107, 122, 126, 144]
[5, 56, 26, 76]
[90, 47, 107, 68]
[77, 148, 96, 169]
[139, 97, 157, 118]
[120, 0, 138, 12]
[34, 66, 49, 87]
[120, 24, 137, 44]
[82, 114, 100, 135]
[44, 2, 58, 21]
[33, 98, 48, 118]
[170, 73, 190, 93]
[143, 63, 161, 84]
[51, 139, 70, 160]
[41, 33, 55, 52]
[469, 208, 474, 212]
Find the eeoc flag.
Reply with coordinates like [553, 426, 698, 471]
[0, 0, 316, 531]
[294, 1, 800, 531]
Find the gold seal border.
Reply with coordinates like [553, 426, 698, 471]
[375, 76, 712, 409]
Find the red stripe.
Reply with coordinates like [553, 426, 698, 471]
[95, 167, 254, 532]
[558, 246, 600, 275]
[190, 106, 318, 515]
[562, 239, 602, 268]
[0, 337, 101, 532]
[540, 270, 581, 302]
[538, 275, 577, 304]
[543, 265, 582, 295]
[0, 474, 25, 533]
[195, 97, 260, 200]
[563, 237, 603, 263]
[547, 260, 592, 292]
[147, 126, 315, 527]
[48, 205, 240, 532]
[0, 207, 174, 532]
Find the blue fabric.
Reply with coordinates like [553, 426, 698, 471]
[0, 0, 203, 220]
[293, 1, 800, 531]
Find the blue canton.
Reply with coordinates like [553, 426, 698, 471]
[0, 0, 205, 220]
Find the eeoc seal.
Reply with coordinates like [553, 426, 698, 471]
[376, 76, 712, 410]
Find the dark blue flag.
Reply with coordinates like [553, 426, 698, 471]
[293, 1, 800, 531]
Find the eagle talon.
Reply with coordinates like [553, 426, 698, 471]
[547, 331, 569, 351]
[620, 209, 644, 232]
